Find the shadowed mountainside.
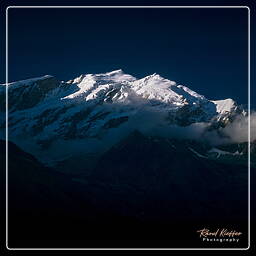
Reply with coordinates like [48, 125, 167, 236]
[2, 138, 251, 249]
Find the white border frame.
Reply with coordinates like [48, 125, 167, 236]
[5, 5, 251, 251]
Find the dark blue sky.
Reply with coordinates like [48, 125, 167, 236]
[7, 7, 248, 104]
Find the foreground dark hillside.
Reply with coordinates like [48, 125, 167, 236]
[1, 137, 251, 249]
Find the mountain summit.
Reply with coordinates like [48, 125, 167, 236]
[0, 70, 244, 168]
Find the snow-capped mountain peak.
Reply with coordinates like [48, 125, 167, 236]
[0, 70, 243, 166]
[212, 98, 236, 114]
[61, 70, 209, 108]
[1, 70, 239, 116]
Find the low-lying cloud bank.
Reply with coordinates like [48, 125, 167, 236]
[219, 112, 256, 144]
[102, 107, 255, 147]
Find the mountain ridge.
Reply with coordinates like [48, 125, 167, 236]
[0, 70, 248, 170]
[1, 70, 240, 117]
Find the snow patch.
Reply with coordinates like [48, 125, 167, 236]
[3, 75, 54, 88]
[208, 147, 243, 158]
[188, 147, 207, 158]
[211, 99, 236, 114]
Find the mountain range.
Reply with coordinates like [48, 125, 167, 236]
[0, 69, 252, 171]
[1, 69, 253, 248]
